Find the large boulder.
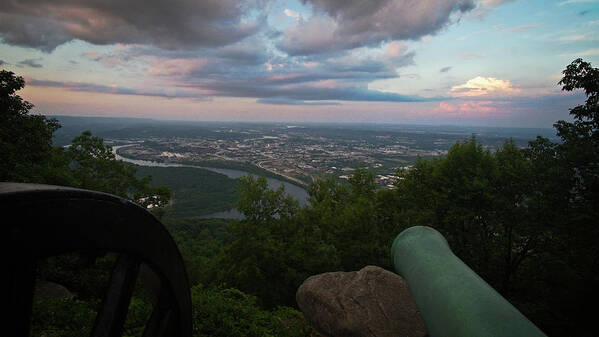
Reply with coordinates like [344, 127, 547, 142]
[296, 266, 427, 337]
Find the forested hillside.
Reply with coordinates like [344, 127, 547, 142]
[134, 166, 239, 218]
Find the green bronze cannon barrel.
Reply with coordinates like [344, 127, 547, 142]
[391, 226, 546, 337]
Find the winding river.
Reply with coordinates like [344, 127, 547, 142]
[112, 145, 309, 219]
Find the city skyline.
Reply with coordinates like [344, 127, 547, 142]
[1, 0, 598, 127]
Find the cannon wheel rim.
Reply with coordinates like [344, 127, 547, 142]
[2, 183, 192, 337]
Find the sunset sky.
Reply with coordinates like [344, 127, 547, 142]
[1, 0, 598, 127]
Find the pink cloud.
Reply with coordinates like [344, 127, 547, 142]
[431, 100, 509, 117]
[147, 58, 207, 76]
[385, 41, 407, 58]
[267, 73, 303, 82]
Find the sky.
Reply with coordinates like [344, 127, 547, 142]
[1, 0, 598, 127]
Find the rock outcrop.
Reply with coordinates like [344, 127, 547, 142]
[34, 280, 74, 300]
[296, 266, 427, 337]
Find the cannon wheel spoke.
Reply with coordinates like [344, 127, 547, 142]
[91, 254, 141, 337]
[142, 286, 177, 337]
[8, 257, 37, 337]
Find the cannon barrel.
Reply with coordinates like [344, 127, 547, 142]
[391, 226, 547, 337]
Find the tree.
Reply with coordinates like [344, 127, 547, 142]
[0, 70, 61, 182]
[393, 137, 553, 296]
[546, 59, 599, 336]
[555, 58, 599, 216]
[211, 176, 338, 307]
[67, 131, 171, 208]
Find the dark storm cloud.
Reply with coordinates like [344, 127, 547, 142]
[280, 0, 474, 55]
[0, 0, 266, 52]
[18, 58, 43, 68]
[28, 79, 207, 100]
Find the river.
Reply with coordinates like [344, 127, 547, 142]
[112, 145, 309, 219]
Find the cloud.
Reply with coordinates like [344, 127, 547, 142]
[82, 50, 132, 68]
[559, 48, 599, 57]
[284, 9, 302, 21]
[451, 76, 519, 97]
[257, 98, 340, 105]
[459, 52, 483, 60]
[0, 0, 439, 105]
[0, 0, 265, 51]
[557, 34, 593, 42]
[478, 0, 513, 4]
[279, 0, 474, 55]
[146, 58, 208, 76]
[130, 37, 421, 103]
[27, 78, 208, 100]
[214, 37, 271, 65]
[558, 0, 598, 5]
[83, 35, 271, 72]
[471, 0, 515, 17]
[203, 79, 436, 102]
[440, 66, 452, 73]
[18, 58, 43, 68]
[0, 60, 6, 66]
[576, 48, 599, 56]
[498, 24, 541, 33]
[432, 100, 504, 117]
[20, 38, 425, 103]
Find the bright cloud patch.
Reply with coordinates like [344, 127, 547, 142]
[284, 9, 302, 21]
[451, 76, 519, 97]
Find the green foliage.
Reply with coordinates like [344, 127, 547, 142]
[190, 285, 315, 337]
[135, 166, 239, 217]
[307, 169, 390, 269]
[37, 253, 116, 301]
[211, 176, 338, 307]
[163, 217, 230, 286]
[30, 297, 96, 337]
[395, 138, 538, 289]
[0, 70, 61, 183]
[67, 131, 171, 208]
[555, 58, 598, 216]
[122, 297, 153, 337]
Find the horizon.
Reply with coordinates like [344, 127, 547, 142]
[49, 114, 558, 131]
[1, 0, 598, 127]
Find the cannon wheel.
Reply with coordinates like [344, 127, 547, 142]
[2, 183, 191, 337]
